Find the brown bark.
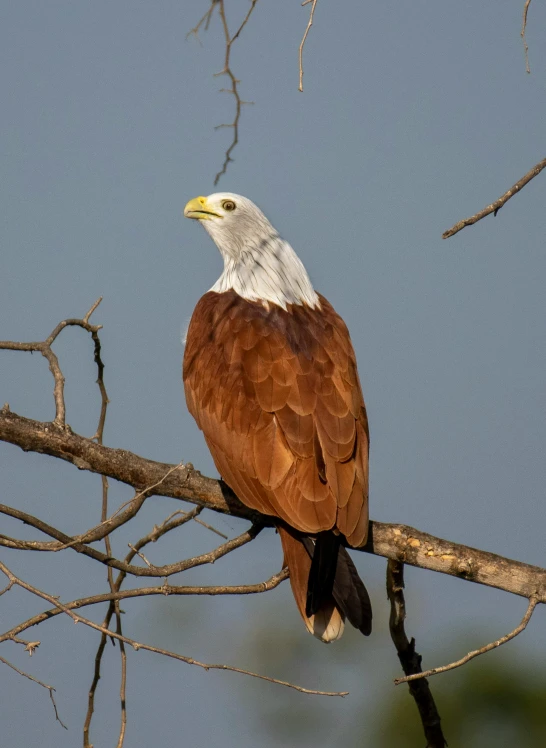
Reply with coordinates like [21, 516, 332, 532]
[2, 407, 545, 603]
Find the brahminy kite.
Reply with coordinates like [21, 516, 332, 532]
[183, 193, 372, 642]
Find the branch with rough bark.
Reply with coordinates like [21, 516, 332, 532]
[2, 407, 545, 604]
[387, 560, 446, 748]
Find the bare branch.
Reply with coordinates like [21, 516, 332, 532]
[387, 560, 447, 748]
[1, 569, 290, 646]
[0, 561, 342, 697]
[0, 301, 103, 426]
[299, 0, 319, 92]
[9, 635, 41, 655]
[193, 515, 228, 539]
[0, 502, 263, 577]
[84, 506, 202, 747]
[188, 1, 259, 184]
[0, 653, 67, 729]
[521, 0, 533, 74]
[186, 0, 219, 43]
[2, 409, 546, 603]
[442, 157, 546, 239]
[395, 594, 539, 685]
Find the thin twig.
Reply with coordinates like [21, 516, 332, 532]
[83, 296, 103, 325]
[193, 516, 228, 539]
[83, 507, 202, 747]
[0, 464, 187, 554]
[186, 0, 219, 43]
[0, 654, 67, 729]
[395, 594, 539, 685]
[442, 157, 546, 239]
[387, 560, 447, 747]
[127, 543, 152, 567]
[521, 0, 533, 74]
[0, 569, 290, 643]
[299, 0, 319, 92]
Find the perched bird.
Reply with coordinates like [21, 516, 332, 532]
[183, 193, 372, 642]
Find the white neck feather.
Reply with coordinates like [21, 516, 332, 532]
[210, 234, 320, 310]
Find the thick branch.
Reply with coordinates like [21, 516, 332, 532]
[387, 560, 446, 747]
[1, 409, 546, 603]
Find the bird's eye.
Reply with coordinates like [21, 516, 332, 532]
[222, 200, 236, 212]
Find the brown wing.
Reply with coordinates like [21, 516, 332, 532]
[183, 290, 369, 547]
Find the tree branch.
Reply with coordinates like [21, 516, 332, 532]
[442, 157, 546, 239]
[0, 570, 290, 644]
[187, 0, 259, 185]
[299, 0, 319, 92]
[0, 298, 103, 426]
[0, 653, 67, 730]
[387, 560, 447, 748]
[521, 0, 533, 74]
[1, 408, 546, 604]
[0, 561, 344, 698]
[395, 594, 539, 685]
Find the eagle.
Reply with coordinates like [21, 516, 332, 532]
[183, 193, 372, 642]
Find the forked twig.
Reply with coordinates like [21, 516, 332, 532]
[0, 654, 67, 729]
[0, 298, 103, 425]
[396, 595, 539, 685]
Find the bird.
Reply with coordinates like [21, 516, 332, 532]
[183, 192, 372, 642]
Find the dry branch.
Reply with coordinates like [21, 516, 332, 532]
[0, 653, 67, 729]
[1, 408, 546, 603]
[521, 0, 533, 73]
[299, 0, 319, 91]
[0, 560, 344, 698]
[1, 570, 290, 643]
[395, 594, 539, 685]
[187, 0, 259, 185]
[442, 157, 546, 239]
[387, 561, 446, 748]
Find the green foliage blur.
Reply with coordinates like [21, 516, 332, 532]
[374, 659, 546, 748]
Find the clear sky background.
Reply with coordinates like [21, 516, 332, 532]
[1, 1, 545, 746]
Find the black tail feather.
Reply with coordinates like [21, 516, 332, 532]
[302, 532, 372, 636]
[332, 545, 372, 636]
[305, 532, 339, 618]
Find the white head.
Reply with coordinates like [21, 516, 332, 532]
[184, 192, 319, 310]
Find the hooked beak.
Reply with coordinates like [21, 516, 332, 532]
[184, 196, 221, 221]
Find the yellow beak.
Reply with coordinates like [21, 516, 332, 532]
[184, 196, 221, 221]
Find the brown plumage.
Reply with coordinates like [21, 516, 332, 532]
[183, 289, 372, 640]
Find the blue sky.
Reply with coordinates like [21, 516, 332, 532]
[1, 2, 545, 746]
